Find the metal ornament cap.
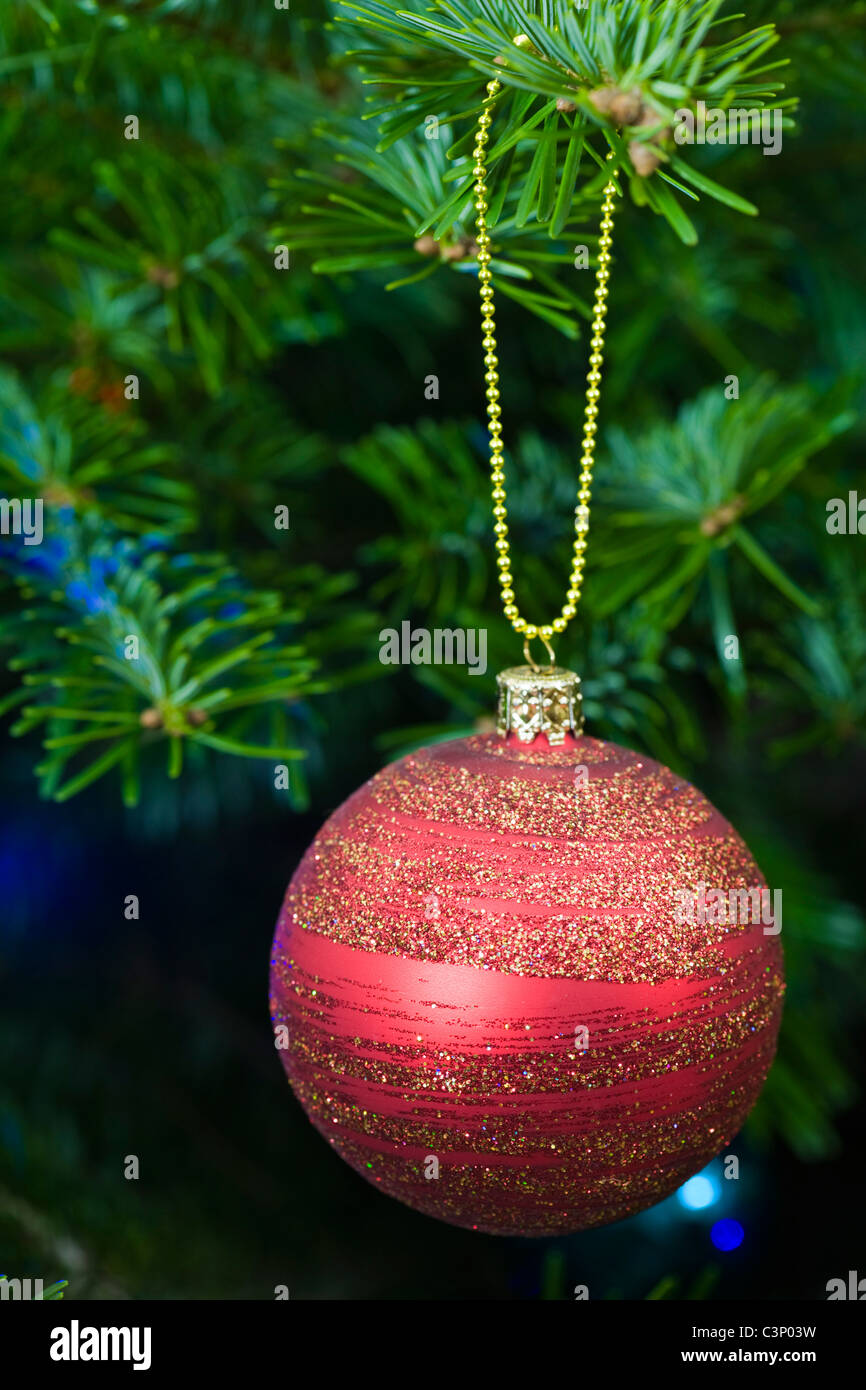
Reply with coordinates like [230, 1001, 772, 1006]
[496, 664, 584, 745]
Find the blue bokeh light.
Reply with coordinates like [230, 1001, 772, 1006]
[678, 1174, 719, 1210]
[711, 1218, 744, 1251]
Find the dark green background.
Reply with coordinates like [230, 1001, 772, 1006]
[0, 0, 864, 1299]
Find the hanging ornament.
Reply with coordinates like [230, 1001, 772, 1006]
[269, 77, 784, 1237]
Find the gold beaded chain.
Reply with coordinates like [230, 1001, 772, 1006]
[473, 77, 618, 667]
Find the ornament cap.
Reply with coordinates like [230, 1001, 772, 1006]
[496, 664, 584, 746]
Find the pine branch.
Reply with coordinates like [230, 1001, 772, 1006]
[276, 109, 608, 335]
[280, 1, 797, 326]
[586, 379, 855, 700]
[757, 548, 866, 758]
[0, 366, 194, 533]
[0, 511, 324, 804]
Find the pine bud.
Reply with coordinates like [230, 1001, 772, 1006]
[609, 89, 643, 125]
[629, 141, 662, 177]
[588, 86, 616, 115]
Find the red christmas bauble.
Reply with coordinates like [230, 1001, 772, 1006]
[269, 725, 784, 1237]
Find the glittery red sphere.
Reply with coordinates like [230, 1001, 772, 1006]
[269, 733, 784, 1237]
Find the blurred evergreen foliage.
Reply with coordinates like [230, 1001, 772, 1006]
[0, 0, 865, 1292]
